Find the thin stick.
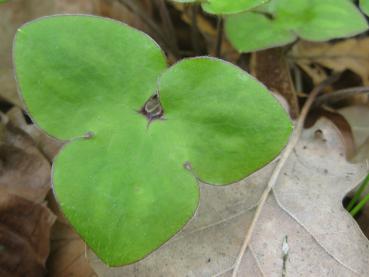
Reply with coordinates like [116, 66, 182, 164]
[117, 0, 162, 37]
[314, 86, 369, 107]
[231, 75, 339, 277]
[191, 4, 201, 55]
[215, 17, 224, 58]
[117, 0, 177, 57]
[156, 0, 180, 57]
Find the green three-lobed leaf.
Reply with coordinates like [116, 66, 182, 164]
[226, 0, 369, 53]
[14, 15, 292, 266]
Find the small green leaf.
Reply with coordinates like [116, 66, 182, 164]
[14, 15, 292, 266]
[202, 0, 269, 15]
[360, 0, 369, 16]
[225, 12, 296, 52]
[171, 0, 269, 14]
[226, 0, 368, 53]
[295, 0, 368, 41]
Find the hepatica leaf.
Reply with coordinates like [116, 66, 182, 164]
[226, 0, 368, 53]
[361, 0, 369, 16]
[172, 0, 268, 14]
[14, 15, 292, 266]
[201, 0, 269, 15]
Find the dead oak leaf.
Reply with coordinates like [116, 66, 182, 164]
[291, 38, 369, 85]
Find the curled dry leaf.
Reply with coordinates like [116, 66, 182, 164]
[0, 192, 56, 277]
[7, 107, 63, 161]
[339, 105, 369, 162]
[88, 119, 368, 276]
[340, 105, 369, 149]
[251, 48, 300, 119]
[0, 121, 51, 203]
[291, 38, 369, 85]
[46, 194, 97, 277]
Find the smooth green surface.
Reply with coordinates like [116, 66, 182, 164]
[202, 0, 269, 15]
[225, 12, 296, 52]
[361, 0, 369, 15]
[172, 0, 268, 14]
[14, 15, 292, 266]
[226, 0, 368, 53]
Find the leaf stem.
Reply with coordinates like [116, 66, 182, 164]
[191, 4, 201, 55]
[117, 0, 179, 58]
[215, 17, 224, 58]
[347, 173, 369, 211]
[349, 173, 369, 216]
[155, 0, 180, 57]
[231, 75, 339, 277]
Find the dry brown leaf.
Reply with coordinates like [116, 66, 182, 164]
[46, 194, 97, 277]
[7, 107, 63, 161]
[88, 119, 368, 276]
[306, 108, 356, 159]
[291, 39, 369, 85]
[0, 120, 51, 203]
[251, 48, 300, 119]
[339, 105, 369, 163]
[0, 192, 55, 277]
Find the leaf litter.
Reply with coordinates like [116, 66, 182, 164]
[1, 0, 369, 276]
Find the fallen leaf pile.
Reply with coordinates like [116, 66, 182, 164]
[0, 113, 56, 276]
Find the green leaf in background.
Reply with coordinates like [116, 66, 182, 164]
[172, 0, 269, 15]
[226, 0, 368, 53]
[202, 0, 269, 15]
[225, 12, 296, 52]
[14, 15, 292, 266]
[361, 0, 369, 16]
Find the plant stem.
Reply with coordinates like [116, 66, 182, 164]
[314, 86, 369, 107]
[215, 17, 224, 58]
[231, 75, 339, 277]
[156, 0, 180, 57]
[349, 173, 369, 216]
[191, 4, 201, 55]
[117, 0, 178, 58]
[347, 173, 369, 211]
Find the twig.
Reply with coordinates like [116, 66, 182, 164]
[314, 86, 369, 107]
[155, 0, 180, 57]
[191, 4, 201, 55]
[231, 75, 339, 277]
[117, 0, 162, 37]
[117, 0, 178, 57]
[215, 17, 224, 58]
